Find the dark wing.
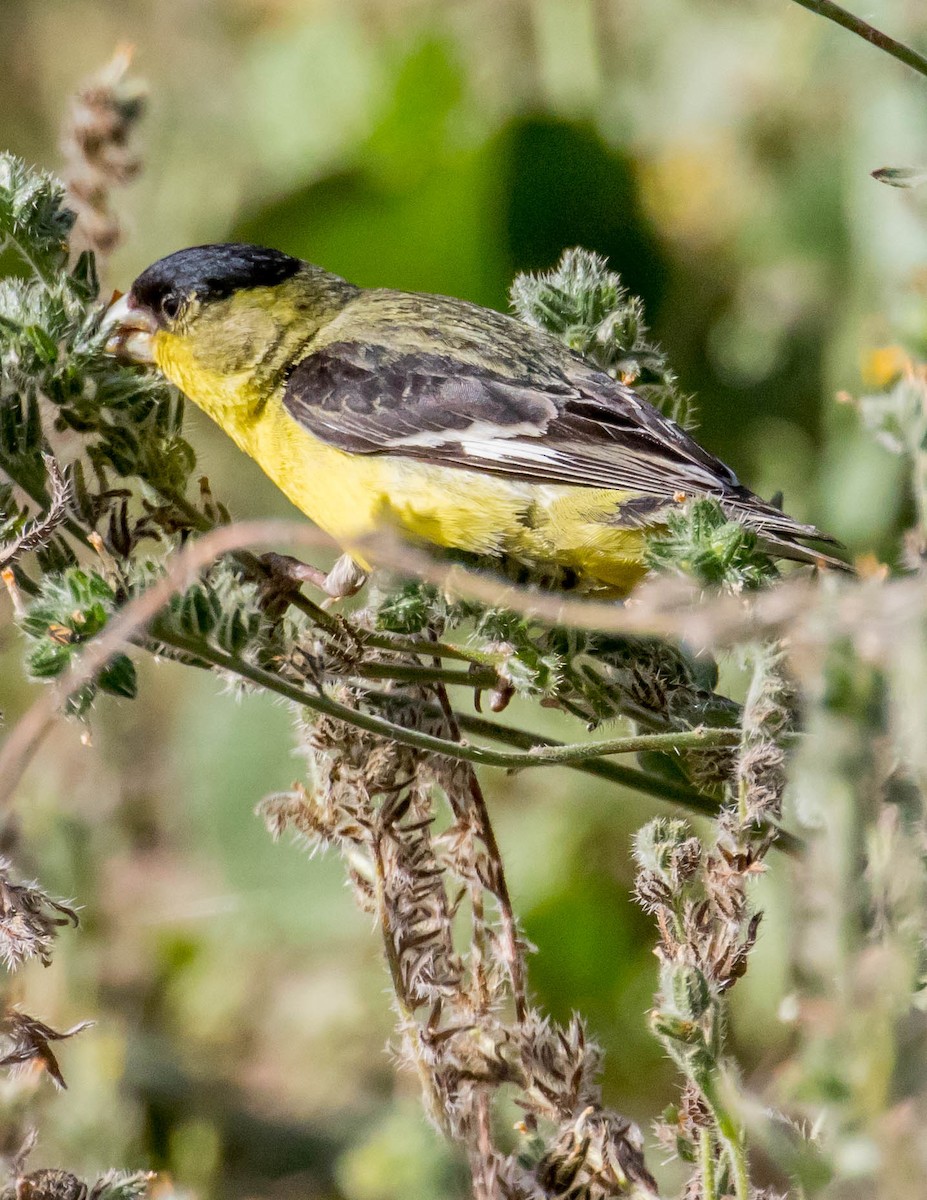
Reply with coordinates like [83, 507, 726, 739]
[283, 338, 844, 564]
[284, 341, 739, 494]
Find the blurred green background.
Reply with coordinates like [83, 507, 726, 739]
[1, 1, 926, 1196]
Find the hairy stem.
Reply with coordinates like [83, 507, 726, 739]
[351, 659, 497, 690]
[705, 1082, 750, 1200]
[700, 1126, 718, 1200]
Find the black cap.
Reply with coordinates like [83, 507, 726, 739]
[131, 243, 303, 314]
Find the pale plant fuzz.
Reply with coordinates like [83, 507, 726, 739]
[0, 457, 71, 574]
[0, 1012, 94, 1093]
[0, 857, 91, 1175]
[0, 1168, 156, 1200]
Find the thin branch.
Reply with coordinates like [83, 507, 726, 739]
[358, 533, 921, 671]
[156, 486, 349, 639]
[156, 486, 500, 667]
[363, 695, 803, 855]
[789, 0, 927, 80]
[450, 707, 724, 811]
[154, 629, 741, 770]
[351, 659, 497, 691]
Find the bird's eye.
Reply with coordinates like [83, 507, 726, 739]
[160, 292, 182, 321]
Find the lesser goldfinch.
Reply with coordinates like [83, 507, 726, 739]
[103, 243, 845, 595]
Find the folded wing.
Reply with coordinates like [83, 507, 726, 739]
[283, 333, 845, 569]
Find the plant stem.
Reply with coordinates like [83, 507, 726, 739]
[157, 487, 352, 639]
[373, 633, 496, 666]
[445, 707, 719, 808]
[157, 487, 519, 669]
[350, 659, 496, 690]
[430, 661, 528, 1022]
[175, 629, 805, 841]
[790, 0, 927, 80]
[153, 625, 744, 768]
[700, 1126, 718, 1200]
[700, 1071, 751, 1200]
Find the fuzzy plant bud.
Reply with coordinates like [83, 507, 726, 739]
[633, 817, 694, 885]
[646, 497, 780, 591]
[650, 1008, 702, 1047]
[510, 247, 692, 424]
[664, 962, 713, 1022]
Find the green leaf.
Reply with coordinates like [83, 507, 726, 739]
[23, 323, 59, 364]
[0, 153, 74, 275]
[376, 581, 439, 634]
[65, 682, 98, 717]
[70, 249, 100, 299]
[28, 641, 73, 678]
[510, 248, 692, 426]
[98, 653, 138, 699]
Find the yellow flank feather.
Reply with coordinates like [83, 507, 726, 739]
[156, 325, 648, 592]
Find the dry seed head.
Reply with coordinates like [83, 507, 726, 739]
[633, 871, 674, 914]
[0, 862, 79, 970]
[61, 47, 146, 261]
[0, 1011, 94, 1091]
[671, 837, 703, 886]
[13, 1172, 87, 1200]
[633, 818, 694, 883]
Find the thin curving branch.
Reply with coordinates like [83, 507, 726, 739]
[789, 0, 927, 80]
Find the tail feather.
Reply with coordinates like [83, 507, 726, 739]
[721, 487, 854, 575]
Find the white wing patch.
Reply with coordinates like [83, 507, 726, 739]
[459, 439, 561, 464]
[387, 418, 548, 449]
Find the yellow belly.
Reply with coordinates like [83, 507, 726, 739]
[243, 402, 648, 594]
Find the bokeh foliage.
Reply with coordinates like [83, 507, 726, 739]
[3, 2, 927, 1199]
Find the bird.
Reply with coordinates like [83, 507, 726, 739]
[102, 242, 846, 597]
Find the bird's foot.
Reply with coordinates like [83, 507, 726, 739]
[258, 552, 368, 614]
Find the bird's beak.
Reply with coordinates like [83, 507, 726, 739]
[101, 293, 158, 364]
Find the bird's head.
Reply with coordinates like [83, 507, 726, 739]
[103, 243, 304, 364]
[102, 244, 357, 414]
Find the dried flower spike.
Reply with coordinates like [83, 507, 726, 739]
[61, 46, 146, 262]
